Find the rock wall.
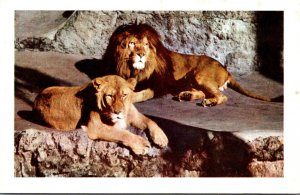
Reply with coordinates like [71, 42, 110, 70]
[16, 11, 274, 74]
[14, 128, 283, 177]
[54, 11, 258, 73]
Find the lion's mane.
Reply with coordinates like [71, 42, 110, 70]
[103, 24, 175, 94]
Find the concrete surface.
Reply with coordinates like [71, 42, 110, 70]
[15, 51, 283, 141]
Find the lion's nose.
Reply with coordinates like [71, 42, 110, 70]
[137, 53, 145, 58]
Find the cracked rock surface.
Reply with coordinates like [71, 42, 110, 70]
[14, 128, 283, 177]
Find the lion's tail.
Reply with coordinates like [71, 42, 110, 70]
[228, 76, 272, 102]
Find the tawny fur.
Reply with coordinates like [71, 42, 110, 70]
[33, 75, 168, 155]
[105, 23, 274, 106]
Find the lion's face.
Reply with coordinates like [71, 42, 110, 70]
[92, 75, 136, 128]
[118, 36, 154, 70]
[110, 24, 169, 82]
[115, 33, 159, 81]
[126, 37, 151, 70]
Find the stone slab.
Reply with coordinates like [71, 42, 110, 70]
[15, 51, 283, 141]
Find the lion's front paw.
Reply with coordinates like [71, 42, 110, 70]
[132, 89, 154, 103]
[150, 129, 169, 148]
[143, 88, 154, 100]
[130, 137, 151, 155]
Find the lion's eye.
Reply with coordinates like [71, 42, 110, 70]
[144, 42, 149, 47]
[122, 93, 128, 99]
[129, 42, 135, 48]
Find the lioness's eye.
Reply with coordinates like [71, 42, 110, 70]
[122, 94, 128, 98]
[144, 43, 149, 47]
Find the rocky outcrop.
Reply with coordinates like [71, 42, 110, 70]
[15, 11, 283, 78]
[53, 11, 257, 73]
[14, 128, 283, 177]
[15, 11, 274, 75]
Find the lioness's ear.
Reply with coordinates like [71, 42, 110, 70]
[127, 78, 137, 89]
[92, 78, 103, 89]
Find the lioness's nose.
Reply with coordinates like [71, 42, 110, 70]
[114, 111, 121, 115]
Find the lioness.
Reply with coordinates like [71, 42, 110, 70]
[33, 75, 168, 155]
[103, 23, 279, 106]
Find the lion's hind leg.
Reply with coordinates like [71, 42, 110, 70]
[200, 82, 228, 107]
[176, 88, 206, 101]
[202, 94, 228, 107]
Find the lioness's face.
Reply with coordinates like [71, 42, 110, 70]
[123, 36, 152, 70]
[92, 76, 136, 128]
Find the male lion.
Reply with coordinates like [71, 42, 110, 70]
[33, 75, 168, 155]
[104, 23, 278, 106]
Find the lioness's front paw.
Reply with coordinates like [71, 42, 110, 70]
[151, 129, 169, 148]
[131, 137, 151, 155]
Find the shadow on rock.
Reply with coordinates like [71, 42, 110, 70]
[74, 58, 114, 80]
[256, 12, 283, 83]
[17, 110, 47, 127]
[15, 65, 72, 106]
[148, 115, 253, 177]
[271, 95, 284, 103]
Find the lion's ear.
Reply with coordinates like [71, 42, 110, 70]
[127, 78, 137, 89]
[120, 40, 127, 49]
[92, 77, 104, 90]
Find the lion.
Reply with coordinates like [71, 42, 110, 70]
[33, 75, 168, 155]
[103, 23, 278, 106]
